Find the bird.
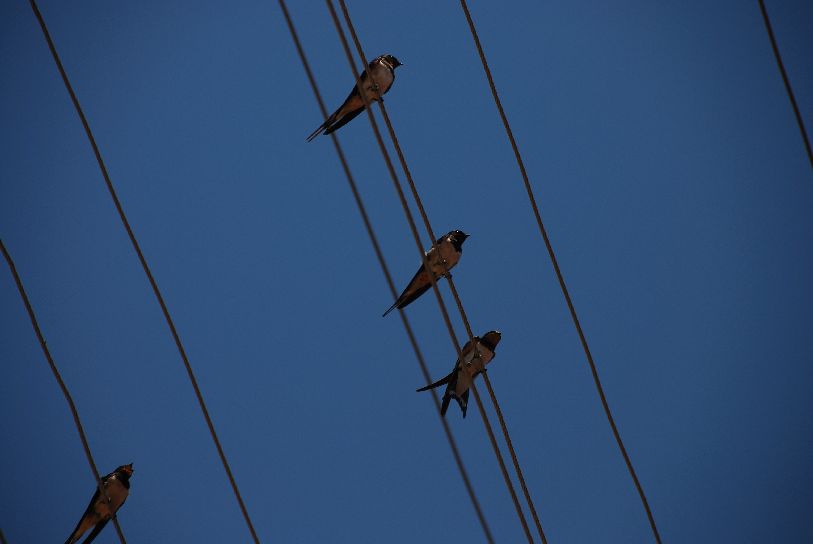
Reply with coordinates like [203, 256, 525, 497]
[382, 230, 469, 317]
[416, 331, 502, 417]
[306, 54, 403, 141]
[64, 463, 133, 544]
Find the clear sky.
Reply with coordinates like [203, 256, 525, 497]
[1, 1, 812, 542]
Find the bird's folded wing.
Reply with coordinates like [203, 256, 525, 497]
[81, 518, 109, 544]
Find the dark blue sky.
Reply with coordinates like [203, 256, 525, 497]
[2, 1, 811, 542]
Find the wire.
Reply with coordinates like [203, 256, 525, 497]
[1, 239, 127, 544]
[327, 1, 542, 541]
[457, 1, 662, 542]
[333, 3, 549, 541]
[276, 2, 494, 541]
[27, 2, 261, 541]
[757, 0, 813, 170]
[0, 527, 8, 544]
[333, 1, 549, 541]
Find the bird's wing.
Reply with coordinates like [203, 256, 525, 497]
[349, 69, 367, 98]
[405, 265, 430, 291]
[460, 389, 470, 418]
[64, 487, 101, 544]
[332, 68, 368, 111]
[456, 337, 478, 367]
[306, 68, 368, 142]
[441, 370, 462, 416]
[383, 267, 431, 316]
[393, 282, 431, 311]
[322, 106, 365, 135]
[306, 117, 333, 142]
[382, 298, 400, 317]
[440, 393, 452, 416]
[80, 519, 109, 544]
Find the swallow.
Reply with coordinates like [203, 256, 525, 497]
[383, 230, 469, 317]
[306, 54, 403, 142]
[64, 463, 133, 544]
[417, 331, 502, 417]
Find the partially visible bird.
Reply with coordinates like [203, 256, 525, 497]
[383, 230, 469, 317]
[417, 331, 502, 417]
[306, 54, 403, 142]
[64, 463, 133, 544]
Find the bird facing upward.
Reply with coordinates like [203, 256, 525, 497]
[306, 54, 403, 142]
[417, 331, 502, 417]
[64, 463, 133, 544]
[383, 230, 469, 317]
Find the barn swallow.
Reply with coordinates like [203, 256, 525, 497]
[306, 54, 403, 142]
[417, 331, 502, 417]
[383, 230, 469, 317]
[64, 464, 133, 544]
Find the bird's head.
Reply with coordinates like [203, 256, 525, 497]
[481, 331, 502, 351]
[116, 464, 134, 478]
[382, 54, 403, 69]
[447, 230, 470, 251]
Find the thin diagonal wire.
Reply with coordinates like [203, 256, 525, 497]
[27, 2, 260, 541]
[757, 0, 813, 170]
[331, 4, 539, 543]
[1, 239, 127, 544]
[325, 3, 534, 542]
[457, 1, 661, 542]
[334, 2, 546, 542]
[0, 528, 8, 544]
[276, 3, 494, 541]
[361, 77, 549, 542]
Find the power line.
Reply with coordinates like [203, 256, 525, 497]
[276, 2, 494, 541]
[27, 2, 261, 541]
[327, 1, 542, 541]
[757, 0, 813, 170]
[333, 2, 548, 542]
[457, 1, 662, 542]
[323, 7, 529, 542]
[1, 239, 127, 544]
[334, 3, 550, 540]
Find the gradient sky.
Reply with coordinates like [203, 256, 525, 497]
[2, 1, 812, 542]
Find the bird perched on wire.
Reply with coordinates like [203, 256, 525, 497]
[306, 54, 403, 141]
[64, 463, 133, 544]
[417, 331, 502, 417]
[383, 230, 469, 317]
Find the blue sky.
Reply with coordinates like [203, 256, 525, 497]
[1, 1, 811, 542]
